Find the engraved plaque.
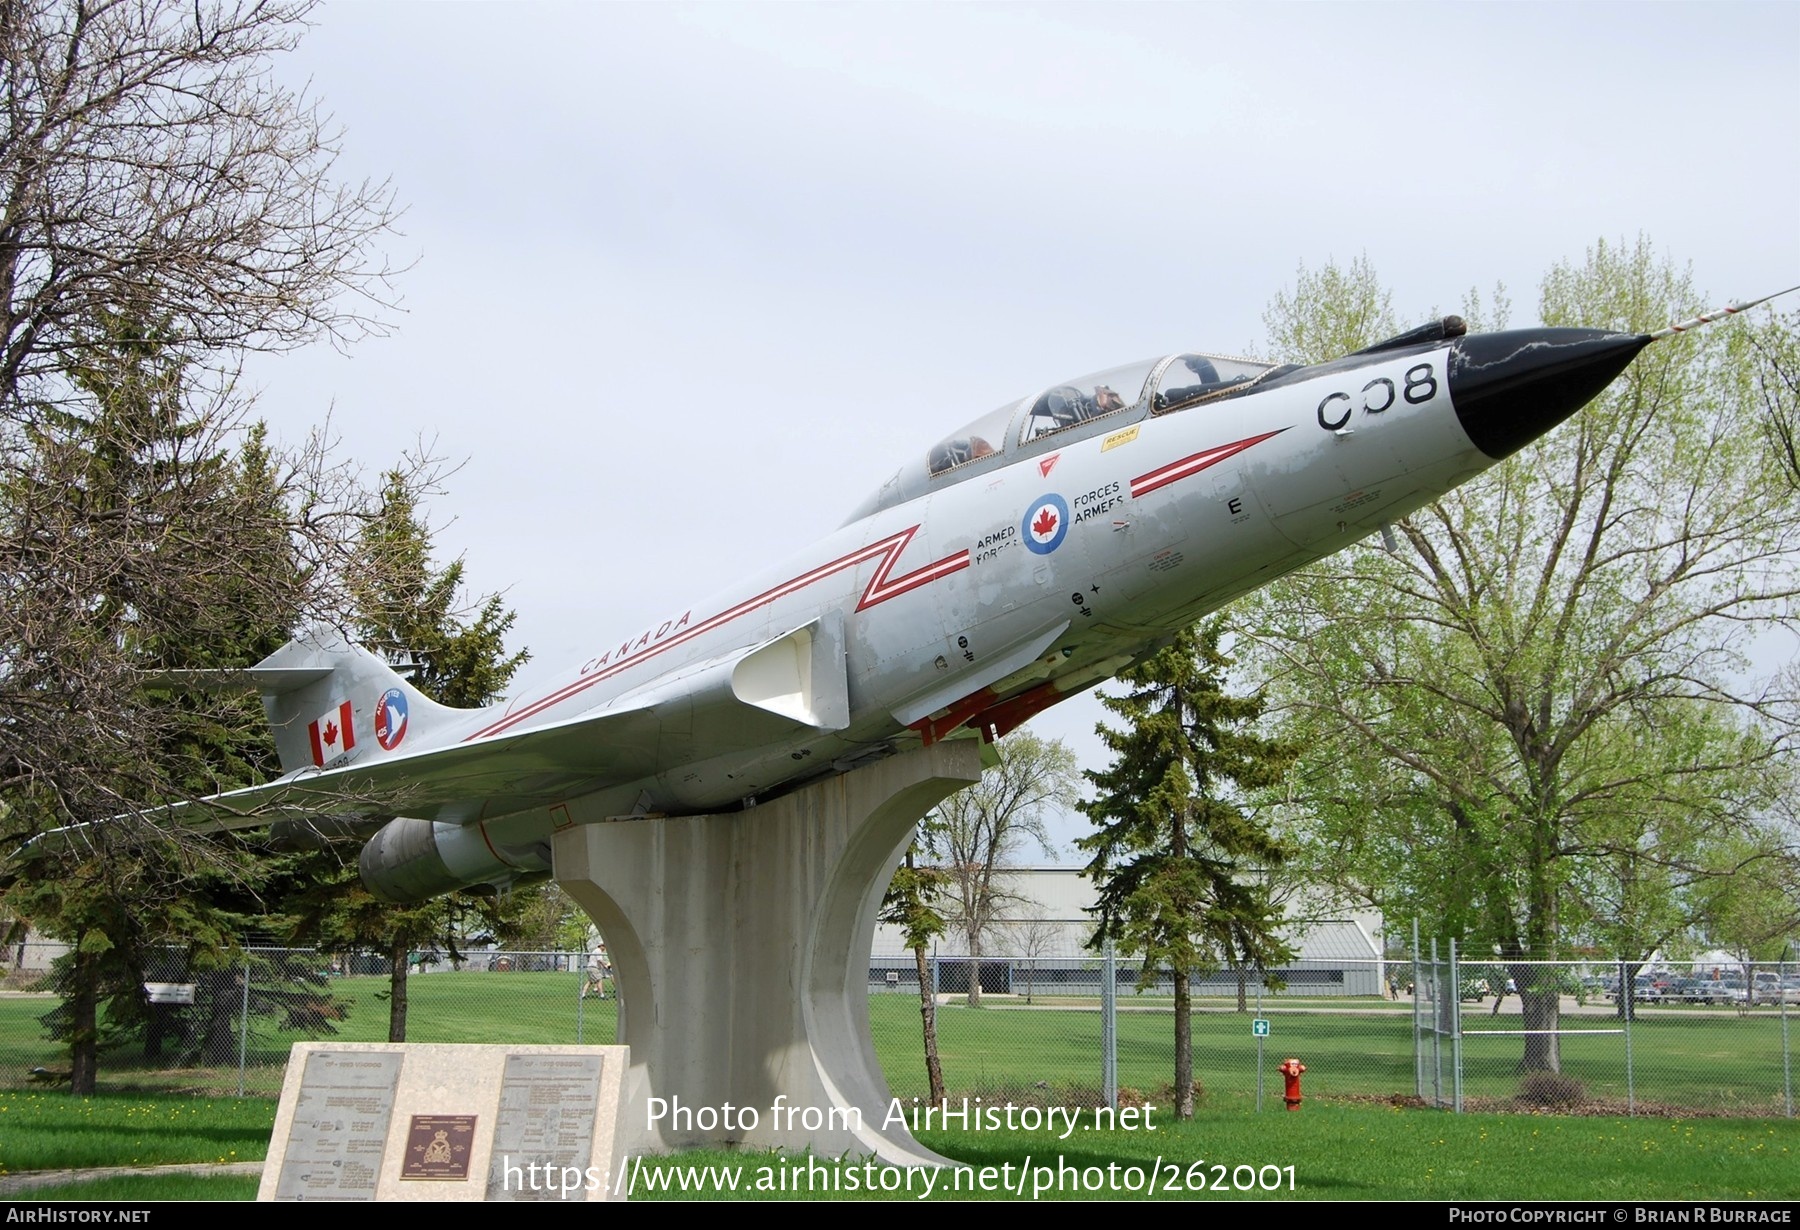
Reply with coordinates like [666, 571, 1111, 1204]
[274, 1050, 403, 1201]
[401, 1113, 478, 1181]
[260, 1043, 625, 1203]
[484, 1053, 605, 1201]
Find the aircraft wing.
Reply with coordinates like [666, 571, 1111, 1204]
[75, 618, 851, 837]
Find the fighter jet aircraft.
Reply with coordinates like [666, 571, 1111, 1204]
[72, 300, 1777, 902]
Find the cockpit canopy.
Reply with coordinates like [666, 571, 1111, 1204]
[844, 351, 1275, 525]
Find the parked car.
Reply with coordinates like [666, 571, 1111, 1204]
[1609, 975, 1656, 1003]
[1753, 976, 1800, 1005]
[1664, 976, 1705, 1003]
[1707, 973, 1749, 998]
[1677, 978, 1727, 1005]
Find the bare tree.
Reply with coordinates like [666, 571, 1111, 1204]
[0, 0, 402, 424]
[0, 0, 408, 846]
[0, 2, 412, 1091]
[999, 916, 1062, 1006]
[934, 728, 1077, 1007]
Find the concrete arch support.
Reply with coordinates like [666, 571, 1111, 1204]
[552, 740, 982, 1167]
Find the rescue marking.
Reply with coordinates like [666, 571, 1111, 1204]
[1100, 424, 1140, 452]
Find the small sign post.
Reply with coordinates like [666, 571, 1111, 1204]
[1253, 1018, 1270, 1111]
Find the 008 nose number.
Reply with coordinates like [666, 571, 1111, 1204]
[1316, 362, 1438, 430]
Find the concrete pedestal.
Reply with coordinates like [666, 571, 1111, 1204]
[552, 740, 981, 1167]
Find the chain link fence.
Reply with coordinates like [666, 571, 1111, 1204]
[870, 927, 1417, 1112]
[0, 942, 615, 1096]
[1415, 941, 1796, 1117]
[872, 925, 1795, 1118]
[3, 931, 1793, 1117]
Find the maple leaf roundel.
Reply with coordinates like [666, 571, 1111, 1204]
[1022, 493, 1070, 555]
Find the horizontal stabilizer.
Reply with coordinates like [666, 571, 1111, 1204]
[147, 666, 334, 693]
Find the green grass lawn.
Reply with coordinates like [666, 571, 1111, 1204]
[907, 1105, 1800, 1201]
[1, 1086, 1794, 1201]
[3, 975, 1796, 1200]
[868, 993, 1797, 1116]
[12, 1174, 262, 1201]
[3, 978, 1791, 1115]
[0, 972, 615, 1095]
[0, 1091, 274, 1173]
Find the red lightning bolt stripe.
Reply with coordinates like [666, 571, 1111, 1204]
[1129, 429, 1287, 499]
[855, 526, 970, 611]
[467, 527, 968, 740]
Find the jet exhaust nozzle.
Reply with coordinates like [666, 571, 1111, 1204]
[1447, 328, 1652, 460]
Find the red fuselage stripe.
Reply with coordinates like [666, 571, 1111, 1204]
[1129, 429, 1285, 498]
[468, 525, 966, 740]
[472, 427, 1284, 742]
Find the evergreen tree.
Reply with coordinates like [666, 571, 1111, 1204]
[350, 470, 528, 706]
[284, 471, 530, 1041]
[0, 0, 409, 1089]
[283, 869, 525, 1042]
[1079, 618, 1295, 1119]
[2, 315, 312, 1091]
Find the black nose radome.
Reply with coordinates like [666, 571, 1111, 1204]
[1448, 328, 1652, 460]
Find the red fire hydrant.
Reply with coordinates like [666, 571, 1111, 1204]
[1278, 1057, 1306, 1111]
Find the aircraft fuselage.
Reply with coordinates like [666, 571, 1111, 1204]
[360, 322, 1647, 901]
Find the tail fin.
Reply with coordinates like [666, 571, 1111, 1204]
[250, 630, 471, 773]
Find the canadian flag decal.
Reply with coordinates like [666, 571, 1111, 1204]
[308, 700, 356, 767]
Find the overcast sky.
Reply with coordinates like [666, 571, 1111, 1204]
[244, 1, 1800, 859]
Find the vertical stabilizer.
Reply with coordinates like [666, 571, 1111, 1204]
[249, 631, 471, 773]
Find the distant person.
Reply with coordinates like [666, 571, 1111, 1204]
[582, 944, 610, 1000]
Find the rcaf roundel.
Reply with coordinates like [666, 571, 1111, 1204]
[1022, 493, 1069, 555]
[374, 687, 409, 751]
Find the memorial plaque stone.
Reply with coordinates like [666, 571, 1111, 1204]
[485, 1054, 605, 1201]
[274, 1051, 403, 1201]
